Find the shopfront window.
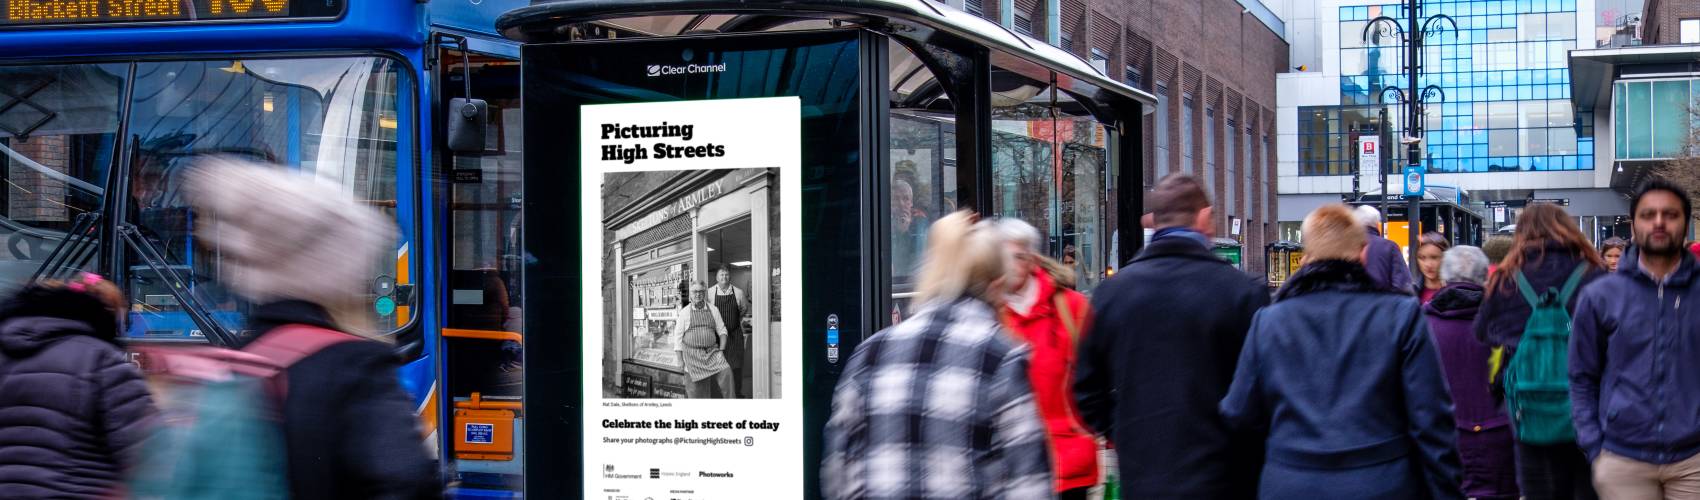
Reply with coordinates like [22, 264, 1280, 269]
[124, 57, 410, 338]
[0, 64, 124, 297]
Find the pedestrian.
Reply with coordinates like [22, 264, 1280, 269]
[1355, 205, 1417, 293]
[0, 275, 155, 499]
[1600, 237, 1628, 273]
[1417, 232, 1453, 303]
[1221, 203, 1462, 500]
[674, 280, 734, 398]
[1571, 180, 1700, 498]
[1485, 234, 1515, 276]
[1473, 202, 1606, 500]
[709, 265, 750, 398]
[821, 211, 1052, 500]
[183, 157, 439, 499]
[1075, 173, 1269, 499]
[993, 218, 1097, 499]
[1424, 246, 1519, 500]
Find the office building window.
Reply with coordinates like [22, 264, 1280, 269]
[1015, 12, 1034, 36]
[1181, 96, 1194, 173]
[1684, 19, 1700, 44]
[1125, 65, 1142, 88]
[1089, 48, 1108, 73]
[965, 0, 984, 17]
[1337, 2, 1588, 172]
[1155, 84, 1169, 178]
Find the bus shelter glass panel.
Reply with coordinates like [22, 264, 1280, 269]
[1058, 93, 1110, 292]
[123, 57, 412, 339]
[990, 74, 1057, 258]
[0, 64, 124, 297]
[887, 41, 955, 323]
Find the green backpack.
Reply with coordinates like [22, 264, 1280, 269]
[1502, 265, 1588, 445]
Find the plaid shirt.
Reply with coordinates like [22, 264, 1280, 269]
[822, 298, 1054, 499]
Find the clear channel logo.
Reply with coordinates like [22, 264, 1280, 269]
[645, 62, 727, 77]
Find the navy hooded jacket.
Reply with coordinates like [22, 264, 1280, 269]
[1571, 248, 1700, 465]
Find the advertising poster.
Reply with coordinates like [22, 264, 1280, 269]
[581, 96, 802, 499]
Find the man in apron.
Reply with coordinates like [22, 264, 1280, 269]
[710, 266, 749, 398]
[673, 280, 733, 398]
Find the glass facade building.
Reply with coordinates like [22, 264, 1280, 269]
[1300, 0, 1594, 175]
[1613, 79, 1700, 160]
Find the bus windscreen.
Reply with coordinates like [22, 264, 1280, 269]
[1, 0, 343, 28]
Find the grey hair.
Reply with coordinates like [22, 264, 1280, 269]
[1353, 205, 1382, 229]
[1441, 246, 1490, 285]
[990, 217, 1043, 254]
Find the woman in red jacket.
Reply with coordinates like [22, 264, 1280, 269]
[993, 218, 1098, 499]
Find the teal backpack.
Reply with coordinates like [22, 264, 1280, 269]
[1502, 265, 1588, 445]
[128, 326, 355, 500]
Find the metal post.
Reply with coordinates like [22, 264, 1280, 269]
[1380, 107, 1390, 221]
[1404, 0, 1422, 271]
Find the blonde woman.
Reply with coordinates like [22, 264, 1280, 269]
[822, 211, 1052, 500]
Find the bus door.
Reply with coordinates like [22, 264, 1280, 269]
[518, 29, 879, 499]
[432, 40, 527, 497]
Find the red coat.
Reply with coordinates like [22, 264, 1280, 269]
[1002, 268, 1098, 492]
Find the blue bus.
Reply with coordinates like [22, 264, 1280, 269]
[0, 0, 528, 496]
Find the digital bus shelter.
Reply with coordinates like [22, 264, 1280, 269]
[495, 1, 1154, 497]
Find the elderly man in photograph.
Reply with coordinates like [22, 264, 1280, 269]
[674, 280, 734, 399]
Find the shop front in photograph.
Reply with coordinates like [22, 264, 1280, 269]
[603, 168, 779, 400]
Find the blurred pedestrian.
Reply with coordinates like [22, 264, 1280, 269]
[822, 211, 1051, 500]
[0, 275, 155, 499]
[1600, 237, 1628, 274]
[1075, 174, 1268, 499]
[184, 157, 439, 499]
[1355, 205, 1416, 293]
[1417, 232, 1453, 303]
[1424, 246, 1519, 500]
[1473, 203, 1605, 500]
[994, 218, 1096, 499]
[1572, 180, 1700, 498]
[1221, 204, 1462, 500]
[1484, 234, 1515, 276]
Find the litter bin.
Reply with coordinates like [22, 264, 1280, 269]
[1211, 238, 1243, 270]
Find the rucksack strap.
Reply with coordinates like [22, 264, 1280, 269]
[1556, 264, 1589, 303]
[1513, 270, 1540, 307]
[1054, 293, 1080, 343]
[242, 325, 360, 400]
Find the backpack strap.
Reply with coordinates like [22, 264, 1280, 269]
[1054, 293, 1080, 343]
[242, 325, 360, 400]
[1513, 270, 1541, 307]
[1556, 264, 1590, 303]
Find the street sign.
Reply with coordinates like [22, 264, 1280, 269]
[1358, 136, 1380, 175]
[1403, 166, 1424, 197]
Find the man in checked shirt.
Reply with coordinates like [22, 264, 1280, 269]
[821, 211, 1053, 500]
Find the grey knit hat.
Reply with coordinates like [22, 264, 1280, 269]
[184, 156, 395, 307]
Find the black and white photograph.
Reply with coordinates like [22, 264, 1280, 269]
[599, 167, 781, 400]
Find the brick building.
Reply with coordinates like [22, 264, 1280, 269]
[1642, 0, 1700, 44]
[938, 0, 1290, 275]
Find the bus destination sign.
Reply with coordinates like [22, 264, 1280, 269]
[1, 0, 343, 27]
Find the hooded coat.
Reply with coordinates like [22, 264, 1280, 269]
[1221, 260, 1463, 500]
[1571, 248, 1700, 465]
[1424, 282, 1518, 499]
[1472, 241, 1606, 350]
[0, 288, 154, 499]
[1001, 267, 1096, 492]
[1365, 226, 1416, 294]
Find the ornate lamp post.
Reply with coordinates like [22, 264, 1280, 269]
[1362, 0, 1456, 267]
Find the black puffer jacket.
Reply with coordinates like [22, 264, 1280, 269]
[0, 292, 155, 498]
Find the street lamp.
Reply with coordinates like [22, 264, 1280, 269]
[1362, 0, 1456, 267]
